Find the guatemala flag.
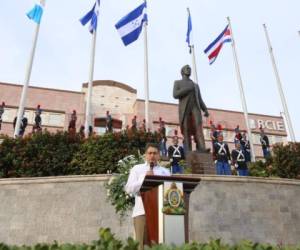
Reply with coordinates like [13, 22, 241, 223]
[186, 10, 192, 53]
[115, 2, 148, 46]
[80, 0, 100, 34]
[204, 25, 232, 65]
[27, 1, 45, 24]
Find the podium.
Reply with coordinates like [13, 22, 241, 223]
[140, 175, 200, 246]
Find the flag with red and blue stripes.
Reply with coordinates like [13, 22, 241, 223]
[204, 25, 231, 65]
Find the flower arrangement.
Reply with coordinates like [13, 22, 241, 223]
[106, 154, 145, 218]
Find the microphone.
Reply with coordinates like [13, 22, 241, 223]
[150, 162, 154, 170]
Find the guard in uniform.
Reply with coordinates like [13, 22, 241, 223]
[210, 122, 219, 149]
[240, 132, 251, 163]
[231, 142, 248, 176]
[260, 128, 270, 158]
[131, 115, 137, 132]
[33, 104, 42, 133]
[168, 136, 185, 174]
[213, 133, 231, 175]
[68, 110, 77, 133]
[0, 102, 5, 130]
[20, 116, 28, 137]
[106, 111, 113, 133]
[234, 125, 242, 144]
[158, 117, 167, 156]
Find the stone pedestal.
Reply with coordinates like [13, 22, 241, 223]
[186, 151, 215, 174]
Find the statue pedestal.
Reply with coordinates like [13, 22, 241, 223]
[186, 152, 215, 174]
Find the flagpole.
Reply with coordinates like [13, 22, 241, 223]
[186, 8, 199, 84]
[263, 24, 295, 142]
[191, 45, 199, 84]
[144, 1, 150, 131]
[14, 1, 45, 138]
[227, 17, 256, 162]
[84, 31, 97, 137]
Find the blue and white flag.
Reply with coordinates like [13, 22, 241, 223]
[115, 2, 147, 46]
[27, 0, 45, 24]
[80, 0, 100, 34]
[186, 10, 192, 51]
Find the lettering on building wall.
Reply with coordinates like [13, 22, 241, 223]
[249, 119, 285, 131]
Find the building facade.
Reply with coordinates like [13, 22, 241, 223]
[0, 80, 287, 157]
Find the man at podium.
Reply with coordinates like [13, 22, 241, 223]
[125, 143, 171, 250]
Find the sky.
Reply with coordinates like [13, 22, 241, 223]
[0, 0, 299, 141]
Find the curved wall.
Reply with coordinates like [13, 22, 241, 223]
[0, 175, 299, 245]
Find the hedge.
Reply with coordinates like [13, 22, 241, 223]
[1, 131, 299, 179]
[249, 142, 300, 179]
[0, 130, 160, 178]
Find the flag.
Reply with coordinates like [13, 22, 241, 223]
[204, 25, 231, 64]
[27, 1, 45, 24]
[115, 2, 147, 46]
[186, 10, 192, 53]
[80, 0, 100, 34]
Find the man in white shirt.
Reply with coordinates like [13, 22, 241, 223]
[125, 143, 170, 250]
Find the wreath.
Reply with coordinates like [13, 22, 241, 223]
[105, 154, 145, 218]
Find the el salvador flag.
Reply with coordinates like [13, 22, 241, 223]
[80, 0, 100, 34]
[27, 1, 45, 24]
[115, 2, 147, 46]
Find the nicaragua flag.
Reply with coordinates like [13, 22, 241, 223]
[204, 25, 231, 65]
[27, 1, 45, 24]
[186, 11, 192, 52]
[80, 0, 100, 34]
[115, 2, 148, 46]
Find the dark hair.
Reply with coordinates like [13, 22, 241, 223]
[145, 143, 159, 152]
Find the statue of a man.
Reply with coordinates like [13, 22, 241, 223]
[173, 65, 209, 152]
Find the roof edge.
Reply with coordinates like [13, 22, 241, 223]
[82, 80, 137, 94]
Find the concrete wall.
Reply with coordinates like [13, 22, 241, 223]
[0, 175, 299, 245]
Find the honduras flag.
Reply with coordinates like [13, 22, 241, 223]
[80, 0, 100, 34]
[115, 2, 147, 46]
[27, 1, 45, 24]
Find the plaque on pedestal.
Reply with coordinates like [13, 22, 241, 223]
[186, 151, 215, 174]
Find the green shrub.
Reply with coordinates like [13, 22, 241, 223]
[70, 130, 159, 174]
[249, 159, 272, 177]
[0, 130, 160, 178]
[0, 228, 299, 250]
[0, 131, 82, 177]
[271, 143, 300, 179]
[249, 142, 300, 179]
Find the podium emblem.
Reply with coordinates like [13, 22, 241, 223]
[162, 182, 185, 215]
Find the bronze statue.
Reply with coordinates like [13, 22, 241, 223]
[173, 65, 209, 152]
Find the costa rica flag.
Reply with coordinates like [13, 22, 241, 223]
[204, 25, 231, 64]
